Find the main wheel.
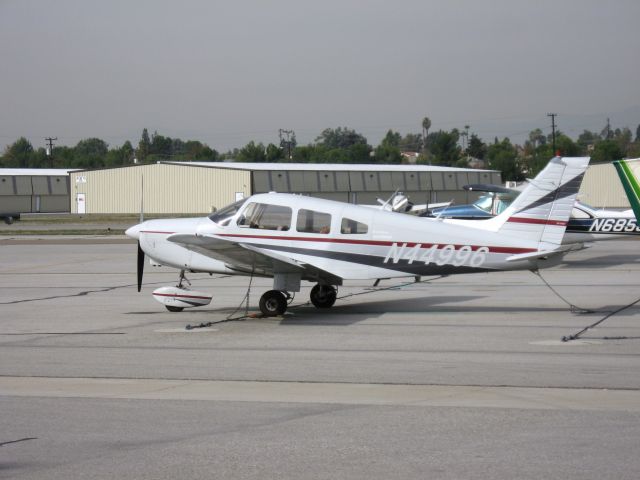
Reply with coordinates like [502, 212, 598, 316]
[310, 284, 337, 309]
[165, 305, 184, 312]
[259, 290, 287, 316]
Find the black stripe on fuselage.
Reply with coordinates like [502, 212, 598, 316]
[241, 242, 491, 276]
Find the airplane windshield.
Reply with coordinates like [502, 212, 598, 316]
[208, 199, 246, 225]
[473, 195, 493, 213]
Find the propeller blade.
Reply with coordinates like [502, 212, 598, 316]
[137, 241, 145, 292]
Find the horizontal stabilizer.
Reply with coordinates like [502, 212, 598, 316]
[506, 243, 583, 262]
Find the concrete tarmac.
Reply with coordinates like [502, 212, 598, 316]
[1, 236, 639, 479]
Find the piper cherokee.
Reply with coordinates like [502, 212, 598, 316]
[126, 156, 590, 316]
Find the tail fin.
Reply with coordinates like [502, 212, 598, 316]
[613, 158, 640, 220]
[492, 157, 590, 248]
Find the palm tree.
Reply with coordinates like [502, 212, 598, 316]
[421, 117, 431, 143]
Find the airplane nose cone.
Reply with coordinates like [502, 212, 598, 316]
[125, 223, 142, 240]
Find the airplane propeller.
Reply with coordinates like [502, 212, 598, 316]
[137, 241, 145, 292]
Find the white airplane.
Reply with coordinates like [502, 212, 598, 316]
[126, 156, 590, 316]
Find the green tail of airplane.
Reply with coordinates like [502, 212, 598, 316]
[613, 158, 640, 220]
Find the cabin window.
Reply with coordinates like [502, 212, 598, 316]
[296, 209, 332, 234]
[340, 217, 368, 234]
[237, 202, 292, 231]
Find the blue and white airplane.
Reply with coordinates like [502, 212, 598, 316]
[126, 156, 589, 316]
[427, 158, 640, 244]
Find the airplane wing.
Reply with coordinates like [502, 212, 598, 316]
[167, 233, 342, 284]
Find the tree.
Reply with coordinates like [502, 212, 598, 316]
[528, 128, 546, 148]
[486, 138, 523, 181]
[150, 131, 173, 158]
[466, 134, 487, 159]
[373, 144, 402, 164]
[554, 134, 580, 157]
[105, 141, 135, 167]
[2, 137, 34, 167]
[421, 117, 431, 145]
[73, 138, 108, 168]
[398, 133, 422, 153]
[137, 128, 151, 162]
[265, 143, 283, 162]
[236, 141, 266, 162]
[576, 130, 600, 153]
[380, 130, 401, 148]
[315, 127, 368, 149]
[614, 127, 633, 154]
[424, 130, 460, 166]
[591, 140, 624, 163]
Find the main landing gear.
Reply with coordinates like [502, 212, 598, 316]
[259, 290, 289, 316]
[258, 284, 337, 316]
[309, 284, 337, 309]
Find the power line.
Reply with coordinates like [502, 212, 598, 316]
[278, 129, 295, 159]
[45, 137, 57, 167]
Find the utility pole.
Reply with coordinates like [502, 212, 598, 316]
[606, 117, 611, 139]
[547, 113, 557, 155]
[45, 137, 57, 167]
[278, 129, 295, 160]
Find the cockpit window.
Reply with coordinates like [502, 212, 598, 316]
[340, 217, 368, 234]
[296, 209, 332, 234]
[473, 193, 514, 215]
[237, 202, 292, 231]
[208, 199, 246, 224]
[473, 195, 493, 213]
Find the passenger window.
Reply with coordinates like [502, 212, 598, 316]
[340, 217, 368, 234]
[296, 209, 332, 234]
[237, 202, 292, 231]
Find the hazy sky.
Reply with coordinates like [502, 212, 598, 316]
[2, 0, 639, 152]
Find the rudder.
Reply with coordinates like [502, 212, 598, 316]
[492, 157, 590, 248]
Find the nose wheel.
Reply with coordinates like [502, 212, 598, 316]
[310, 284, 337, 309]
[259, 290, 288, 316]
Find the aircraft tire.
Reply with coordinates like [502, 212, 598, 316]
[259, 290, 287, 316]
[310, 284, 337, 309]
[165, 305, 184, 312]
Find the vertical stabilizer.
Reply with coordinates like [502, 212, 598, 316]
[613, 158, 640, 220]
[492, 157, 590, 248]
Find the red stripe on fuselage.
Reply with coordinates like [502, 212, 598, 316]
[152, 293, 212, 300]
[507, 217, 567, 226]
[217, 233, 536, 254]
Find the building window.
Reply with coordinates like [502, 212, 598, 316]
[296, 209, 332, 234]
[340, 217, 368, 234]
[237, 202, 292, 231]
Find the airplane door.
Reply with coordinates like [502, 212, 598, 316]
[77, 193, 86, 214]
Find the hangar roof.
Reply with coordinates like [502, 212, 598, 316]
[162, 161, 493, 173]
[0, 168, 79, 176]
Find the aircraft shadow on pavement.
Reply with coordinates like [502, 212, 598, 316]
[558, 254, 640, 268]
[279, 295, 585, 325]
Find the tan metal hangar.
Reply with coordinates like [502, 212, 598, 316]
[68, 162, 502, 215]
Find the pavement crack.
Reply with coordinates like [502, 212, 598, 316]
[0, 437, 38, 447]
